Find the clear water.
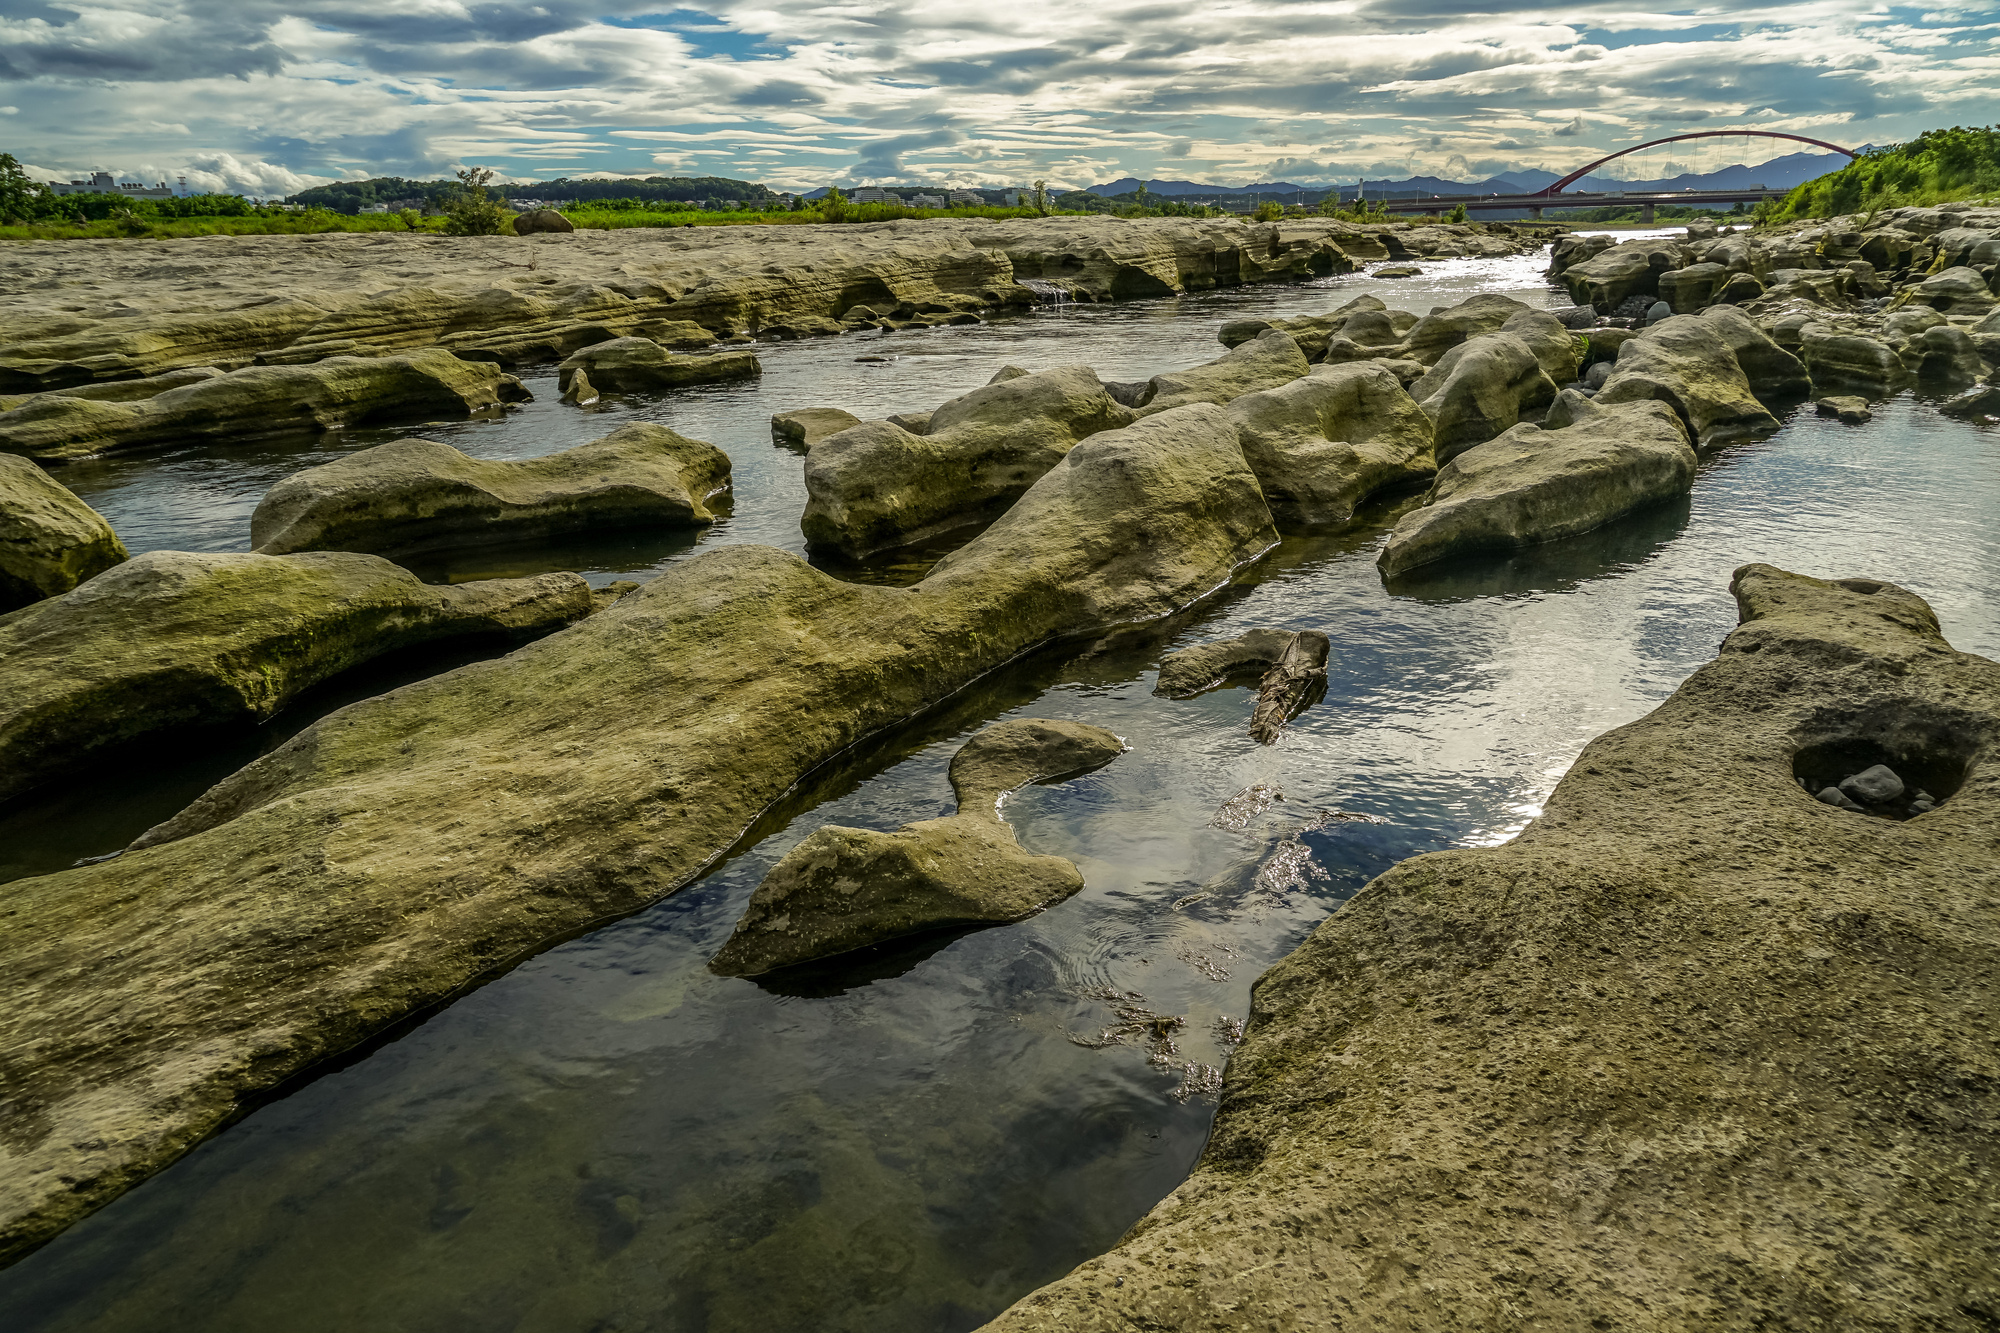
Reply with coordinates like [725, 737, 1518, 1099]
[3, 251, 1996, 1332]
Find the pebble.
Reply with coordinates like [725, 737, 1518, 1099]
[1645, 301, 1672, 325]
[1911, 800, 1935, 814]
[1840, 764, 1905, 805]
[1816, 787, 1864, 812]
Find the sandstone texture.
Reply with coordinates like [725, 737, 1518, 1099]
[982, 564, 1999, 1331]
[1595, 314, 1781, 451]
[801, 364, 1134, 558]
[0, 550, 591, 802]
[554, 336, 760, 394]
[1378, 398, 1696, 576]
[1133, 329, 1310, 417]
[1224, 361, 1435, 528]
[771, 406, 861, 451]
[0, 218, 1540, 393]
[0, 454, 128, 611]
[1409, 329, 1561, 463]
[249, 423, 731, 558]
[709, 718, 1126, 977]
[0, 349, 530, 463]
[0, 402, 1277, 1264]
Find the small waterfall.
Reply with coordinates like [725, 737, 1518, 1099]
[1017, 278, 1073, 308]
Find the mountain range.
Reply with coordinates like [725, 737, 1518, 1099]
[1087, 151, 1856, 200]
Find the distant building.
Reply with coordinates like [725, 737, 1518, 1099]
[908, 193, 945, 209]
[945, 190, 983, 206]
[46, 170, 175, 199]
[999, 189, 1023, 205]
[850, 187, 901, 204]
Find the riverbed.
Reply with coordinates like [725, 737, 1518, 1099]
[2, 244, 1996, 1332]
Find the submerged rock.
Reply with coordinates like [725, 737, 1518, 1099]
[0, 454, 128, 611]
[1155, 628, 1302, 698]
[1224, 361, 1435, 527]
[0, 550, 591, 802]
[1378, 398, 1696, 576]
[980, 565, 2000, 1331]
[555, 336, 760, 394]
[801, 364, 1133, 558]
[0, 349, 530, 463]
[0, 401, 1277, 1262]
[770, 406, 862, 451]
[709, 718, 1126, 977]
[249, 423, 731, 558]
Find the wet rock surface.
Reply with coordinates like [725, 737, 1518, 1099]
[0, 550, 591, 802]
[0, 402, 1277, 1264]
[708, 718, 1126, 977]
[0, 349, 530, 463]
[1378, 397, 1696, 577]
[0, 454, 128, 611]
[1133, 328, 1310, 417]
[981, 564, 2000, 1331]
[770, 406, 861, 451]
[249, 423, 732, 558]
[801, 364, 1135, 558]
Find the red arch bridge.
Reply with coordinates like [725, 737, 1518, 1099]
[1369, 131, 1857, 222]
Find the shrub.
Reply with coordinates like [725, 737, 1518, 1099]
[442, 166, 509, 236]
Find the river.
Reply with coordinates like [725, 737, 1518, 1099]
[3, 238, 1996, 1332]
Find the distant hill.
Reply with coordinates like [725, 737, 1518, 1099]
[289, 174, 771, 213]
[1089, 151, 1854, 203]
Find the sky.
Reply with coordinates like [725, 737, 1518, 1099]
[1, 0, 1994, 196]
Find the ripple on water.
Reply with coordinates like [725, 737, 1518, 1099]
[3, 256, 1997, 1333]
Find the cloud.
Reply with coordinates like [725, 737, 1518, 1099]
[0, 0, 1989, 194]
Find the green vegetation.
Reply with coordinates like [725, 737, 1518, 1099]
[288, 172, 775, 214]
[1774, 125, 2000, 219]
[441, 166, 509, 236]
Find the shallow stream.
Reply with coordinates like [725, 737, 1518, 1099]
[4, 241, 1997, 1332]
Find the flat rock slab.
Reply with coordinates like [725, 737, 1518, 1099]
[1378, 397, 1696, 577]
[0, 349, 529, 463]
[980, 564, 2000, 1331]
[555, 336, 760, 394]
[0, 454, 128, 611]
[249, 423, 731, 558]
[0, 402, 1277, 1264]
[1817, 394, 1873, 423]
[708, 718, 1125, 977]
[770, 406, 862, 451]
[0, 550, 591, 801]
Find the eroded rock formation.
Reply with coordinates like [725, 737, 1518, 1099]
[709, 718, 1126, 977]
[1223, 361, 1435, 527]
[0, 550, 591, 801]
[0, 454, 128, 611]
[981, 564, 2000, 1330]
[554, 336, 760, 394]
[249, 423, 731, 558]
[0, 401, 1277, 1264]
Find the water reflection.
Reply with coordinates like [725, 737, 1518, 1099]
[4, 255, 1998, 1333]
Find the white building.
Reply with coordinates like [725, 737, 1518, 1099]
[999, 189, 1023, 206]
[945, 190, 983, 206]
[47, 170, 176, 199]
[908, 193, 945, 209]
[849, 187, 901, 204]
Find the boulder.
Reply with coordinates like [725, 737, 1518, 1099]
[1695, 304, 1811, 399]
[1595, 314, 1781, 451]
[558, 366, 598, 405]
[1224, 361, 1436, 527]
[0, 550, 591, 802]
[554, 336, 761, 394]
[1498, 308, 1581, 385]
[1910, 324, 1984, 382]
[249, 423, 731, 558]
[1135, 329, 1310, 416]
[0, 349, 531, 463]
[1816, 395, 1872, 424]
[1801, 328, 1906, 390]
[512, 209, 574, 235]
[1408, 332, 1559, 464]
[1397, 294, 1534, 366]
[771, 406, 862, 451]
[1377, 398, 1696, 576]
[708, 719, 1126, 977]
[801, 364, 1134, 558]
[1544, 232, 1613, 279]
[979, 566, 2000, 1332]
[1908, 265, 1995, 316]
[0, 454, 129, 611]
[1715, 272, 1766, 305]
[1940, 384, 2000, 421]
[1560, 238, 1685, 312]
[1220, 296, 1393, 361]
[0, 402, 1277, 1263]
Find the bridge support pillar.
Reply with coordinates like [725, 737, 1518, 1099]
[1529, 205, 1542, 220]
[1642, 201, 1656, 224]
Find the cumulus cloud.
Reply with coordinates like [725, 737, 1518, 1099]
[0, 0, 1991, 193]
